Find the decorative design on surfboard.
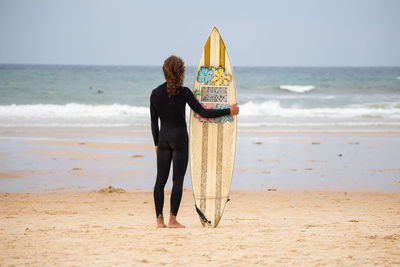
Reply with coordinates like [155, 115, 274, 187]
[199, 86, 228, 103]
[193, 103, 233, 123]
[195, 86, 228, 103]
[197, 66, 232, 86]
[197, 67, 214, 84]
[211, 67, 232, 86]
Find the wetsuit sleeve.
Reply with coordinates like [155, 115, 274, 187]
[184, 88, 230, 118]
[150, 94, 159, 146]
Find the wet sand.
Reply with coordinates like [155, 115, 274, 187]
[0, 127, 399, 192]
[1, 189, 399, 266]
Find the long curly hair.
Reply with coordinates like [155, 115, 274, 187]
[162, 55, 186, 98]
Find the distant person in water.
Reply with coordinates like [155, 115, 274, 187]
[150, 55, 239, 228]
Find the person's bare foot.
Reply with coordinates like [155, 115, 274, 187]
[157, 217, 166, 228]
[168, 215, 185, 228]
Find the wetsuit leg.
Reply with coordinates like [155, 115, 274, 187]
[153, 127, 188, 218]
[153, 137, 172, 218]
[170, 128, 189, 216]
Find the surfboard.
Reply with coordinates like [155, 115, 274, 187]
[189, 27, 237, 228]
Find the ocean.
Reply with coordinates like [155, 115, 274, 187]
[1, 64, 399, 130]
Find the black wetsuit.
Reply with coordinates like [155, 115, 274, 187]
[150, 82, 230, 218]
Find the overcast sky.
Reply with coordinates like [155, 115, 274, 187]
[0, 0, 399, 66]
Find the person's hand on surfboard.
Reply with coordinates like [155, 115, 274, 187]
[230, 103, 239, 115]
[155, 146, 158, 155]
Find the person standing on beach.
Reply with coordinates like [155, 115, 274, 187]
[150, 55, 239, 228]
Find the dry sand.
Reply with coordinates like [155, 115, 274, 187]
[1, 189, 399, 266]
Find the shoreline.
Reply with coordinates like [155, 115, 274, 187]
[1, 125, 400, 137]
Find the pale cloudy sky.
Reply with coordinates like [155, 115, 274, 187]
[0, 0, 399, 66]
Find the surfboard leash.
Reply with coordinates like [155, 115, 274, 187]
[195, 205, 211, 226]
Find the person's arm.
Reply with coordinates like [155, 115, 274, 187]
[150, 94, 159, 147]
[185, 88, 230, 118]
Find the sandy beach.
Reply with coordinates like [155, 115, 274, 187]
[1, 189, 400, 266]
[1, 127, 400, 266]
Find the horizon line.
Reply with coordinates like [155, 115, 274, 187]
[1, 63, 400, 68]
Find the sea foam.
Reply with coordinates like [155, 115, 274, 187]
[240, 101, 400, 118]
[1, 101, 399, 120]
[279, 85, 315, 93]
[1, 101, 400, 127]
[0, 103, 149, 127]
[0, 103, 148, 118]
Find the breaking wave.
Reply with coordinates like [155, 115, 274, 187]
[240, 101, 400, 118]
[0, 101, 400, 127]
[279, 85, 315, 93]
